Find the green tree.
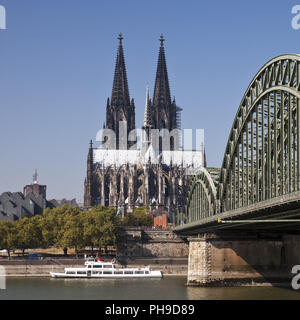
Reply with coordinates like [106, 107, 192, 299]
[41, 208, 60, 248]
[81, 210, 98, 254]
[41, 205, 82, 255]
[5, 204, 122, 258]
[0, 220, 16, 259]
[89, 206, 121, 255]
[122, 206, 153, 226]
[59, 206, 83, 257]
[15, 216, 43, 255]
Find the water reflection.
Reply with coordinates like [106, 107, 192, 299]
[186, 285, 300, 300]
[1, 277, 300, 300]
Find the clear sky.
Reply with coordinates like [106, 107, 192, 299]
[0, 0, 299, 203]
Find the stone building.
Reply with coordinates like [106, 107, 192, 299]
[84, 34, 205, 223]
[23, 170, 47, 199]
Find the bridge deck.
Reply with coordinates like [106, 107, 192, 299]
[174, 191, 300, 235]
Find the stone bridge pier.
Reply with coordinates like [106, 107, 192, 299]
[187, 232, 300, 286]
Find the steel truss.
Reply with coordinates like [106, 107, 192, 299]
[186, 168, 218, 223]
[185, 55, 300, 223]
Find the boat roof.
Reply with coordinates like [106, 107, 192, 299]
[84, 260, 115, 265]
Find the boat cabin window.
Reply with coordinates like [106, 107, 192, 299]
[114, 271, 123, 274]
[103, 271, 112, 274]
[135, 271, 144, 274]
[88, 265, 91, 268]
[77, 271, 86, 275]
[93, 265, 102, 268]
[124, 271, 133, 274]
[105, 265, 113, 268]
[66, 271, 75, 274]
[145, 271, 149, 274]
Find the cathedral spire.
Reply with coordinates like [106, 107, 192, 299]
[153, 34, 171, 108]
[88, 140, 93, 164]
[84, 140, 94, 207]
[143, 84, 152, 127]
[111, 33, 130, 107]
[105, 34, 135, 149]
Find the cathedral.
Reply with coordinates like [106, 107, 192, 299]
[84, 34, 205, 223]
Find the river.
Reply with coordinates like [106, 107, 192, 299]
[0, 277, 300, 300]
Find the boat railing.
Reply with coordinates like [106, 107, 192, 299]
[84, 256, 96, 261]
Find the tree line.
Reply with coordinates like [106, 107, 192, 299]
[0, 205, 153, 259]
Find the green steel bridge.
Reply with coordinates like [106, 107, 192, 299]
[175, 54, 300, 235]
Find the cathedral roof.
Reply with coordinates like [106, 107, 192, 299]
[93, 147, 203, 169]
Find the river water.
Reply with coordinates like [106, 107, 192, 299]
[0, 277, 300, 300]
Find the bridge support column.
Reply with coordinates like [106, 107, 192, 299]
[187, 233, 300, 286]
[188, 235, 212, 286]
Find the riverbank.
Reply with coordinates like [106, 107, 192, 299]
[0, 257, 188, 277]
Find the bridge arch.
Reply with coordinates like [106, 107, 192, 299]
[219, 54, 300, 212]
[186, 168, 218, 223]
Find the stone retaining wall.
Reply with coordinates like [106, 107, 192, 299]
[117, 228, 189, 258]
[2, 264, 82, 277]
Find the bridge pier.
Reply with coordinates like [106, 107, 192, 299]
[187, 232, 300, 286]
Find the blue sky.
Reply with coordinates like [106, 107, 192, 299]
[0, 0, 299, 202]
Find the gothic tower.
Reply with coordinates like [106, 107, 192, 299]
[84, 140, 94, 206]
[105, 33, 136, 149]
[152, 35, 181, 151]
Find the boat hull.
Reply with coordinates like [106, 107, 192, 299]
[50, 271, 162, 279]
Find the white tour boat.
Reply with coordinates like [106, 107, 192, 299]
[50, 258, 162, 279]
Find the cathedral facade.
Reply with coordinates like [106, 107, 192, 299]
[84, 34, 204, 223]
